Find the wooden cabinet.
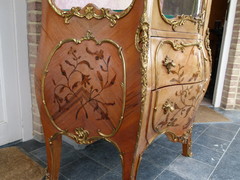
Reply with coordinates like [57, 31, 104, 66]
[35, 0, 212, 179]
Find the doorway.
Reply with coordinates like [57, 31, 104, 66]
[205, 0, 229, 103]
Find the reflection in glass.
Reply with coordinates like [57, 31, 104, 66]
[54, 0, 132, 11]
[160, 0, 202, 18]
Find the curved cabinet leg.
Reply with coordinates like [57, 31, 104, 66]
[45, 133, 62, 180]
[121, 151, 142, 180]
[113, 137, 146, 180]
[182, 131, 192, 157]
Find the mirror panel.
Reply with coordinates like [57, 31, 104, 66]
[54, 0, 132, 11]
[160, 0, 202, 18]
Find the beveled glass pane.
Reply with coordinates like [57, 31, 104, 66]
[160, 0, 202, 18]
[54, 0, 132, 11]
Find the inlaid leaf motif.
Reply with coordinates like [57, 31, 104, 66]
[107, 56, 111, 65]
[180, 71, 184, 78]
[94, 103, 99, 112]
[170, 78, 178, 82]
[86, 47, 95, 55]
[59, 86, 65, 93]
[96, 50, 104, 60]
[171, 70, 177, 74]
[183, 117, 192, 129]
[97, 71, 103, 88]
[106, 74, 116, 88]
[184, 107, 192, 118]
[97, 111, 110, 120]
[85, 111, 88, 119]
[65, 96, 70, 103]
[54, 94, 63, 103]
[81, 74, 91, 88]
[52, 79, 56, 86]
[189, 96, 196, 101]
[86, 47, 104, 60]
[65, 60, 75, 67]
[100, 65, 107, 72]
[105, 102, 115, 106]
[60, 64, 67, 78]
[174, 103, 180, 109]
[78, 60, 93, 70]
[188, 77, 193, 82]
[72, 81, 79, 90]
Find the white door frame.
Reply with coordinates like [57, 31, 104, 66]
[212, 0, 238, 107]
[14, 0, 33, 141]
[0, 0, 33, 145]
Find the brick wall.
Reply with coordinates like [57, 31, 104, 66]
[221, 1, 240, 110]
[27, 0, 43, 142]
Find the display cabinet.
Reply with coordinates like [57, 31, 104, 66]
[35, 0, 212, 179]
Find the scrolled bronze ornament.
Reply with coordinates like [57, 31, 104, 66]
[49, 128, 95, 145]
[165, 127, 192, 144]
[162, 56, 176, 74]
[162, 99, 175, 114]
[48, 0, 135, 26]
[157, 40, 202, 53]
[204, 28, 212, 62]
[135, 0, 150, 118]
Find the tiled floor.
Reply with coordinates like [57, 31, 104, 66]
[1, 108, 240, 180]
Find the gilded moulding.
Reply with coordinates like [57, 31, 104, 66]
[162, 99, 175, 114]
[158, 1, 205, 32]
[48, 0, 136, 26]
[166, 127, 193, 157]
[49, 128, 95, 145]
[165, 128, 192, 144]
[162, 56, 176, 74]
[156, 40, 202, 53]
[135, 1, 149, 138]
[132, 0, 150, 177]
[205, 28, 212, 62]
[41, 31, 126, 144]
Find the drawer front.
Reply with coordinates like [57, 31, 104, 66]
[151, 83, 204, 134]
[151, 38, 205, 89]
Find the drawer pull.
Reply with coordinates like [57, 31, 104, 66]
[162, 56, 176, 74]
[162, 100, 175, 114]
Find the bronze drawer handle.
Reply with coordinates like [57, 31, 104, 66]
[162, 56, 176, 74]
[162, 99, 175, 114]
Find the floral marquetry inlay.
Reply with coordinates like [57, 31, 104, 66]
[153, 83, 204, 132]
[42, 31, 126, 141]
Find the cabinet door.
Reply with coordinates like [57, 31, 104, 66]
[151, 0, 205, 33]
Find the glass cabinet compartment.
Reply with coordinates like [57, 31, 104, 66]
[160, 0, 202, 18]
[54, 0, 133, 11]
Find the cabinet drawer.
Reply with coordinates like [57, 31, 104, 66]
[151, 83, 204, 134]
[151, 38, 205, 89]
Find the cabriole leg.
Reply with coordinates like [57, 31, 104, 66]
[45, 133, 62, 180]
[182, 131, 192, 157]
